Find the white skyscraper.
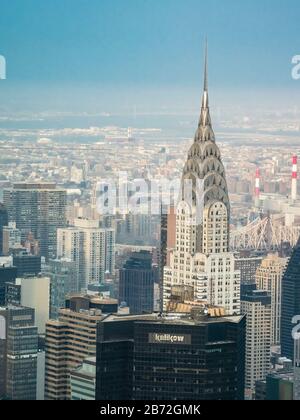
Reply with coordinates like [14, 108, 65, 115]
[57, 219, 115, 290]
[163, 47, 240, 315]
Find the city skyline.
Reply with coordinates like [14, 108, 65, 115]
[1, 1, 300, 403]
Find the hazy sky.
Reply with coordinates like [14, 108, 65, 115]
[0, 0, 299, 113]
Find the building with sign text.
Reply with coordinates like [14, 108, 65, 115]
[96, 310, 245, 400]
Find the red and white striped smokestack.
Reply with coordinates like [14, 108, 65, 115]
[292, 155, 298, 201]
[254, 168, 261, 208]
[255, 168, 260, 198]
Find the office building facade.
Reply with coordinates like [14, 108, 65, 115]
[16, 276, 50, 335]
[57, 218, 115, 290]
[159, 206, 176, 310]
[5, 282, 21, 306]
[235, 251, 262, 288]
[3, 183, 67, 261]
[13, 251, 41, 277]
[119, 251, 155, 314]
[43, 258, 79, 319]
[96, 312, 245, 401]
[255, 254, 287, 345]
[45, 295, 106, 400]
[0, 265, 17, 306]
[281, 238, 300, 361]
[70, 357, 96, 400]
[2, 222, 21, 255]
[241, 289, 272, 399]
[0, 306, 38, 400]
[0, 203, 8, 256]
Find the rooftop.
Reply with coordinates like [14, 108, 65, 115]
[268, 371, 294, 382]
[5, 182, 65, 191]
[101, 312, 244, 326]
[67, 293, 118, 305]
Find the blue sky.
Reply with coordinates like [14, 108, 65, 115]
[0, 0, 299, 112]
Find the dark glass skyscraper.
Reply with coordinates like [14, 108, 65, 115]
[0, 266, 17, 306]
[0, 203, 8, 256]
[281, 238, 300, 360]
[13, 252, 41, 277]
[119, 251, 156, 315]
[96, 312, 245, 401]
[0, 306, 38, 400]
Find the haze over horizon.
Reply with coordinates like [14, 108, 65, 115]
[0, 0, 299, 114]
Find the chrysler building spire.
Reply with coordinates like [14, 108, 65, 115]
[182, 44, 230, 222]
[203, 40, 208, 102]
[163, 47, 240, 316]
[199, 40, 210, 127]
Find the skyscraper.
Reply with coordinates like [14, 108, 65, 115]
[159, 208, 168, 310]
[2, 222, 21, 255]
[119, 251, 156, 314]
[163, 48, 240, 315]
[255, 254, 287, 345]
[0, 264, 17, 306]
[44, 294, 116, 400]
[70, 357, 96, 401]
[0, 203, 8, 256]
[0, 306, 38, 400]
[13, 251, 41, 277]
[281, 238, 300, 361]
[3, 183, 67, 261]
[241, 288, 272, 399]
[96, 311, 245, 401]
[57, 218, 115, 290]
[235, 251, 263, 289]
[43, 258, 79, 319]
[159, 206, 176, 311]
[15, 276, 50, 335]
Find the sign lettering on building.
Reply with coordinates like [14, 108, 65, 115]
[148, 333, 191, 345]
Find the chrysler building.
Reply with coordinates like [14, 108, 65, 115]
[163, 48, 240, 315]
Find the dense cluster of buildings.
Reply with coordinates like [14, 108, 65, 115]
[0, 60, 300, 402]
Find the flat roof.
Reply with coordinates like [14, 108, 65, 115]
[102, 312, 244, 326]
